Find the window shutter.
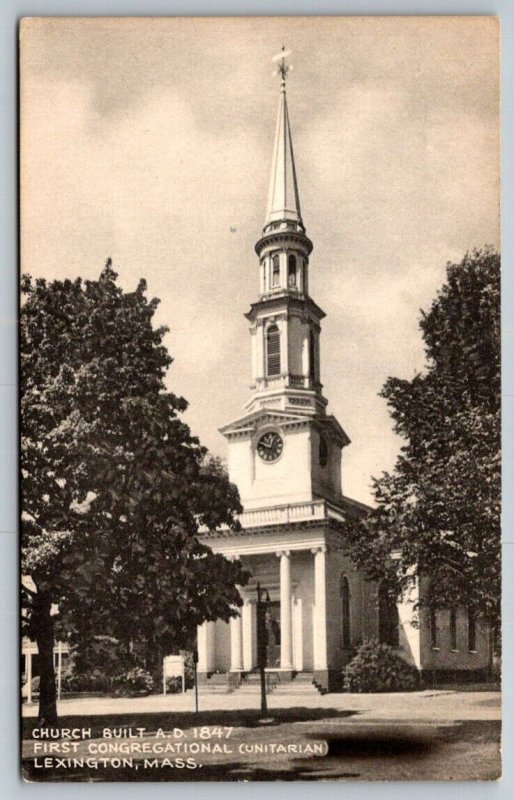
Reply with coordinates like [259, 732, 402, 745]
[267, 325, 281, 376]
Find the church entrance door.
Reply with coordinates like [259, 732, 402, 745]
[264, 602, 281, 667]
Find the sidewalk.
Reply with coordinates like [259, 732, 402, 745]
[22, 687, 501, 723]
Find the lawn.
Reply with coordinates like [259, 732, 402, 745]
[22, 703, 501, 782]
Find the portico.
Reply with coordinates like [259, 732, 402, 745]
[198, 500, 353, 688]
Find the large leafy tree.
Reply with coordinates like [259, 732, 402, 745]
[346, 248, 500, 630]
[21, 263, 247, 725]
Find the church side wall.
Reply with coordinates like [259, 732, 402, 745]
[419, 606, 491, 679]
[325, 547, 379, 678]
[310, 429, 343, 501]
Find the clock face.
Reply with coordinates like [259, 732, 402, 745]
[319, 436, 328, 467]
[257, 431, 284, 463]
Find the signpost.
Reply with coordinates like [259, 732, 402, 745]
[193, 647, 199, 713]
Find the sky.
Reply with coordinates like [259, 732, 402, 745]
[20, 16, 499, 503]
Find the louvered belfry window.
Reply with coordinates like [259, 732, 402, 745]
[272, 254, 280, 287]
[266, 325, 281, 376]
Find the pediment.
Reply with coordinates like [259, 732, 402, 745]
[220, 408, 310, 438]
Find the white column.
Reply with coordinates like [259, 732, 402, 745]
[230, 611, 243, 671]
[228, 555, 244, 672]
[242, 599, 254, 671]
[312, 546, 328, 670]
[197, 622, 209, 673]
[277, 550, 293, 670]
[198, 621, 216, 673]
[293, 597, 303, 672]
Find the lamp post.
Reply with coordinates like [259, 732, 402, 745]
[192, 646, 199, 713]
[256, 582, 270, 719]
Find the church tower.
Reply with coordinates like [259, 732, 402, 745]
[220, 49, 350, 511]
[198, 51, 490, 694]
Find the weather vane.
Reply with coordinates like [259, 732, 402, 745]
[271, 46, 293, 88]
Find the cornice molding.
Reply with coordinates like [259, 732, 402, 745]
[255, 230, 313, 258]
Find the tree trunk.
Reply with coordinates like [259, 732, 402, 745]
[33, 592, 58, 727]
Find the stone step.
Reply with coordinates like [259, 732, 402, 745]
[197, 672, 322, 695]
[236, 687, 319, 695]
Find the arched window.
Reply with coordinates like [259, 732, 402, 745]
[467, 610, 476, 652]
[272, 254, 280, 287]
[288, 254, 297, 287]
[378, 584, 399, 647]
[266, 325, 281, 377]
[430, 608, 438, 649]
[340, 576, 351, 648]
[449, 608, 458, 650]
[309, 330, 316, 382]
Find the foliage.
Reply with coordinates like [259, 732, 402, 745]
[345, 248, 500, 627]
[21, 263, 248, 723]
[180, 649, 196, 689]
[71, 636, 134, 678]
[112, 667, 154, 697]
[165, 676, 186, 693]
[343, 640, 421, 693]
[65, 671, 112, 694]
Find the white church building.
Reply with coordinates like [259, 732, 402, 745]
[196, 53, 492, 692]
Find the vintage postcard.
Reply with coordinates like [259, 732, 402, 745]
[20, 16, 501, 781]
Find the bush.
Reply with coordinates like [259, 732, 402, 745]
[112, 667, 154, 697]
[67, 671, 112, 693]
[343, 640, 421, 693]
[165, 676, 186, 693]
[73, 636, 134, 677]
[180, 650, 195, 689]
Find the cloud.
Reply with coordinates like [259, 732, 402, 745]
[20, 18, 499, 502]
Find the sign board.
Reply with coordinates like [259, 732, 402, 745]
[162, 654, 185, 694]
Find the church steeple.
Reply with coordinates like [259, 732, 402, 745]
[255, 49, 313, 299]
[245, 49, 328, 418]
[265, 49, 303, 231]
[219, 50, 350, 511]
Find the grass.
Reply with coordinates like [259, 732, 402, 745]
[22, 708, 501, 782]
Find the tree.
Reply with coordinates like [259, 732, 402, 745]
[346, 248, 500, 631]
[21, 263, 247, 725]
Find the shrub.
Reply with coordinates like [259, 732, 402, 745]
[73, 636, 134, 677]
[112, 667, 154, 697]
[180, 650, 195, 690]
[68, 671, 112, 693]
[343, 640, 421, 692]
[165, 676, 185, 693]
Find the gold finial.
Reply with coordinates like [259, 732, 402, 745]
[271, 46, 292, 89]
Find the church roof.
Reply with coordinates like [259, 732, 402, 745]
[264, 67, 303, 229]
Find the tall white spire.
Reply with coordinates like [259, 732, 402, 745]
[265, 48, 303, 230]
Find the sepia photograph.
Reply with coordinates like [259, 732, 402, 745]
[20, 16, 500, 781]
